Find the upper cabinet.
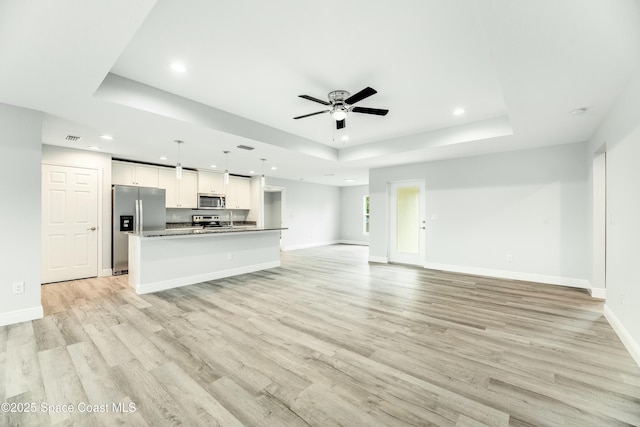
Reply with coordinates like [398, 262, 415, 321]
[178, 171, 198, 208]
[198, 171, 225, 195]
[112, 161, 159, 187]
[158, 168, 198, 208]
[226, 176, 251, 209]
[112, 160, 239, 209]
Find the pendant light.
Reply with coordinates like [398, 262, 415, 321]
[175, 140, 184, 179]
[260, 158, 266, 187]
[223, 150, 230, 184]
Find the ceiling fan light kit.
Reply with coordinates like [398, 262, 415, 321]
[332, 107, 347, 121]
[294, 86, 389, 129]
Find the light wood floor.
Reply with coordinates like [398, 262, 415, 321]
[1, 245, 639, 426]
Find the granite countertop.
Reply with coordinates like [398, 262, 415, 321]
[131, 226, 285, 238]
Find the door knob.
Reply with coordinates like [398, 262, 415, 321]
[87, 227, 96, 231]
[421, 226, 426, 229]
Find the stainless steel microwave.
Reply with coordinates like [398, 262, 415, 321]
[198, 193, 226, 209]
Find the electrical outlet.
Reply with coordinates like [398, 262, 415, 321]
[12, 282, 25, 294]
[506, 254, 513, 262]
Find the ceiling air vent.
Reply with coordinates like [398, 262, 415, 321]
[236, 144, 254, 151]
[65, 135, 82, 142]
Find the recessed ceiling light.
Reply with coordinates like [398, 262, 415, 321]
[170, 62, 187, 73]
[159, 156, 168, 160]
[100, 134, 114, 140]
[210, 164, 217, 168]
[270, 166, 277, 170]
[341, 135, 349, 142]
[345, 179, 356, 183]
[453, 108, 465, 116]
[249, 170, 255, 174]
[570, 107, 588, 116]
[88, 146, 102, 151]
[324, 173, 335, 176]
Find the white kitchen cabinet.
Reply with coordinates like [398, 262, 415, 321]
[112, 161, 159, 187]
[197, 170, 225, 194]
[158, 168, 198, 208]
[158, 168, 176, 207]
[226, 176, 251, 209]
[178, 171, 198, 208]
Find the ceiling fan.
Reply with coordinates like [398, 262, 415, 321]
[293, 87, 389, 129]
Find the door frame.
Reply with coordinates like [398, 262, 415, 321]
[592, 147, 607, 298]
[388, 179, 426, 266]
[42, 161, 104, 280]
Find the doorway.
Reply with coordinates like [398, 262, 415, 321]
[41, 164, 99, 283]
[389, 180, 425, 266]
[263, 186, 285, 250]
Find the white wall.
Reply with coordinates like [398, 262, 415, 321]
[587, 68, 640, 366]
[369, 142, 589, 286]
[0, 103, 43, 325]
[340, 185, 369, 245]
[266, 177, 340, 250]
[42, 145, 113, 276]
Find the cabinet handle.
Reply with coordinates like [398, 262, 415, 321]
[87, 227, 96, 231]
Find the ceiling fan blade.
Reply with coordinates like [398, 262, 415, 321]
[293, 110, 329, 119]
[352, 106, 389, 116]
[345, 87, 377, 105]
[336, 119, 346, 130]
[299, 95, 330, 105]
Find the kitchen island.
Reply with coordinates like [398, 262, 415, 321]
[128, 227, 284, 294]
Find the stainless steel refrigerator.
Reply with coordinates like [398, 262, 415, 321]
[112, 185, 166, 275]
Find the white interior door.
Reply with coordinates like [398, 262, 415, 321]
[389, 180, 425, 266]
[42, 164, 98, 284]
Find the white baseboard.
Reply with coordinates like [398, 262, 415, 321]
[337, 240, 369, 246]
[604, 304, 640, 368]
[423, 262, 590, 290]
[589, 287, 606, 299]
[0, 306, 43, 326]
[135, 261, 281, 294]
[99, 268, 113, 277]
[368, 255, 389, 263]
[284, 240, 340, 251]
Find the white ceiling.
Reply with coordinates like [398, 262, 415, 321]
[1, 0, 639, 186]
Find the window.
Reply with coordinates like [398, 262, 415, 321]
[363, 195, 370, 234]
